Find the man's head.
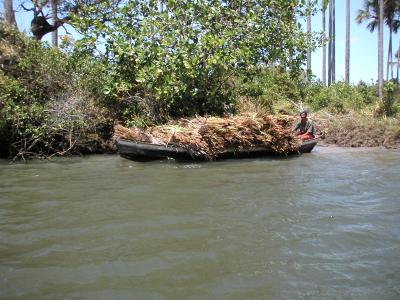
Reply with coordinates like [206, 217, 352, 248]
[300, 110, 308, 119]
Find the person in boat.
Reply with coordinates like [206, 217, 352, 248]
[293, 110, 315, 141]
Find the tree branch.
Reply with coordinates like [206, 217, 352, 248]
[31, 15, 71, 40]
[20, 3, 35, 12]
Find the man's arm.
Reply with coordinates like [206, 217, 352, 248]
[306, 121, 315, 135]
[293, 121, 300, 132]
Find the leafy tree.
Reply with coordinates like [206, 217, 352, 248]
[72, 0, 319, 118]
[0, 23, 114, 158]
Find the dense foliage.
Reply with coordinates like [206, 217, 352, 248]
[72, 0, 319, 118]
[0, 24, 114, 158]
[236, 67, 399, 116]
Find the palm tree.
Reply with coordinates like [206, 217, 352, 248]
[383, 0, 400, 80]
[356, 0, 382, 98]
[307, 0, 312, 74]
[328, 0, 335, 85]
[356, 1, 400, 81]
[332, 0, 335, 82]
[321, 0, 328, 85]
[345, 0, 350, 83]
[379, 0, 384, 100]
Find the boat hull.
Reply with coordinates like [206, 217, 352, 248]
[298, 138, 318, 153]
[117, 139, 318, 161]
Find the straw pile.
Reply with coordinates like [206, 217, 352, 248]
[114, 113, 299, 159]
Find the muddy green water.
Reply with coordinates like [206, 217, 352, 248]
[0, 146, 399, 300]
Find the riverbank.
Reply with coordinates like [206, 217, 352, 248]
[3, 112, 399, 160]
[80, 112, 400, 160]
[2, 23, 400, 160]
[313, 112, 400, 149]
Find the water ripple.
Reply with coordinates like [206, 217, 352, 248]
[1, 150, 400, 299]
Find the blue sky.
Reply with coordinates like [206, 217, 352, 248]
[5, 0, 399, 84]
[308, 0, 398, 84]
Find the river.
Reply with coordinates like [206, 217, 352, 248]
[0, 146, 399, 299]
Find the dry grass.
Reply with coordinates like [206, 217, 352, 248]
[315, 112, 400, 148]
[114, 113, 299, 159]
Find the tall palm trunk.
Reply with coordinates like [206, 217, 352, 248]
[378, 0, 384, 100]
[386, 27, 393, 80]
[397, 41, 400, 84]
[345, 0, 350, 83]
[332, 0, 335, 83]
[322, 7, 326, 85]
[51, 0, 58, 47]
[4, 0, 17, 27]
[328, 0, 335, 85]
[307, 0, 312, 74]
[328, 0, 332, 85]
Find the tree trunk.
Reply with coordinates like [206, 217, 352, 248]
[328, 0, 332, 86]
[327, 0, 336, 85]
[332, 0, 335, 83]
[3, 0, 17, 28]
[306, 0, 311, 74]
[386, 28, 393, 80]
[378, 0, 384, 100]
[345, 0, 350, 84]
[322, 6, 326, 86]
[397, 41, 400, 84]
[51, 0, 58, 47]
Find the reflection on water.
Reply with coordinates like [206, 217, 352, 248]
[1, 147, 400, 299]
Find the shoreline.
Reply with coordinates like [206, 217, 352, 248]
[1, 141, 398, 163]
[1, 113, 399, 160]
[313, 113, 400, 150]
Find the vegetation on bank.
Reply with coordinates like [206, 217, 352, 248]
[1, 20, 399, 159]
[316, 112, 400, 148]
[0, 25, 116, 159]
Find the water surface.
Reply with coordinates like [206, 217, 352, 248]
[1, 146, 399, 299]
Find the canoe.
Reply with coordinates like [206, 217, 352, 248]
[298, 138, 318, 153]
[116, 138, 318, 161]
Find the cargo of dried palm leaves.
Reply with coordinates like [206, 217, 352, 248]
[114, 113, 300, 160]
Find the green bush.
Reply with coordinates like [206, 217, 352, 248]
[0, 24, 114, 158]
[237, 68, 306, 114]
[236, 70, 383, 116]
[304, 81, 379, 113]
[73, 0, 318, 119]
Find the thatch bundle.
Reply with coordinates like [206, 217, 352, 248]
[114, 113, 299, 159]
[114, 125, 158, 144]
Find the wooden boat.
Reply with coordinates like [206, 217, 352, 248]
[298, 138, 318, 153]
[116, 138, 318, 161]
